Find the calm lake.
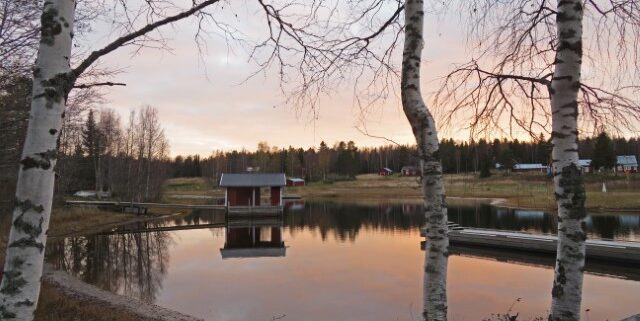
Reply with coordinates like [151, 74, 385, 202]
[47, 201, 640, 321]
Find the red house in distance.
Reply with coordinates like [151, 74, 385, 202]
[220, 173, 286, 213]
[286, 177, 305, 186]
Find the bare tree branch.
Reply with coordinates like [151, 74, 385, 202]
[73, 81, 126, 89]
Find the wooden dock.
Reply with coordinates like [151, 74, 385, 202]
[227, 205, 283, 214]
[422, 225, 640, 265]
[65, 200, 283, 214]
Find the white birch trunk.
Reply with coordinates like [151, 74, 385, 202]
[402, 1, 449, 320]
[549, 1, 586, 320]
[0, 1, 75, 319]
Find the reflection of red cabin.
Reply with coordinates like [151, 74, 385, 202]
[220, 173, 286, 208]
[379, 167, 393, 176]
[286, 177, 305, 186]
[220, 225, 286, 259]
[402, 203, 418, 214]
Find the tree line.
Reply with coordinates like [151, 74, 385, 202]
[0, 91, 171, 203]
[170, 133, 640, 181]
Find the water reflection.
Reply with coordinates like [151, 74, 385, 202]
[47, 229, 170, 302]
[221, 217, 286, 259]
[44, 201, 640, 321]
[446, 204, 640, 241]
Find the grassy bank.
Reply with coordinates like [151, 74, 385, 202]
[35, 284, 140, 321]
[287, 173, 640, 211]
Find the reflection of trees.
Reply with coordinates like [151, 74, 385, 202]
[587, 215, 640, 240]
[448, 205, 557, 234]
[288, 202, 639, 242]
[285, 202, 425, 242]
[172, 209, 226, 226]
[46, 230, 171, 303]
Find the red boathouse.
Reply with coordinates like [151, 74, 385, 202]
[220, 173, 286, 212]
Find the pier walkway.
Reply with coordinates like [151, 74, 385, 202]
[422, 224, 640, 265]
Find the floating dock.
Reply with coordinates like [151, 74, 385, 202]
[422, 225, 640, 265]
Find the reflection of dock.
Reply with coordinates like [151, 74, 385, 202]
[96, 222, 227, 235]
[422, 227, 640, 264]
[446, 244, 640, 281]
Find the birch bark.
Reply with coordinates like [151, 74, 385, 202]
[401, 1, 448, 320]
[548, 1, 587, 320]
[0, 0, 75, 319]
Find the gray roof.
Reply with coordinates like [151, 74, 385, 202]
[617, 155, 638, 166]
[219, 173, 286, 187]
[513, 163, 548, 170]
[578, 159, 592, 167]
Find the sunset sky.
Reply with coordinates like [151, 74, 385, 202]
[77, 1, 614, 157]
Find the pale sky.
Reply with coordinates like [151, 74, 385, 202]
[75, 1, 606, 156]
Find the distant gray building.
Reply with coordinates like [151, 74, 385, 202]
[616, 156, 638, 173]
[578, 159, 592, 173]
[513, 163, 549, 173]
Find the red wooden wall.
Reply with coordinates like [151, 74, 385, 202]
[270, 187, 281, 206]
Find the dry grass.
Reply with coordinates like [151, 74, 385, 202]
[161, 177, 223, 204]
[287, 172, 640, 210]
[35, 285, 141, 321]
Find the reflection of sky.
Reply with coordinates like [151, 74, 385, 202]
[150, 227, 640, 321]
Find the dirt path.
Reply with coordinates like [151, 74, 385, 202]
[43, 265, 203, 321]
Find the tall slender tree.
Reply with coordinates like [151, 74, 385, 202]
[402, 1, 449, 320]
[548, 2, 587, 319]
[0, 2, 76, 319]
[0, 1, 226, 318]
[434, 1, 640, 319]
[592, 132, 616, 171]
[82, 109, 103, 197]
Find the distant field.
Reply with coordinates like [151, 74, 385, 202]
[159, 173, 640, 210]
[287, 172, 640, 211]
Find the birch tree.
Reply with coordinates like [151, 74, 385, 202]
[0, 2, 75, 319]
[434, 1, 640, 320]
[402, 1, 448, 320]
[0, 0, 226, 318]
[547, 2, 586, 319]
[0, 0, 436, 318]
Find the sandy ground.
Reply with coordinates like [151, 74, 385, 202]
[43, 265, 203, 321]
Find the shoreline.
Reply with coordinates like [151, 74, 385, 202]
[43, 265, 203, 321]
[297, 194, 640, 212]
[42, 194, 639, 321]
